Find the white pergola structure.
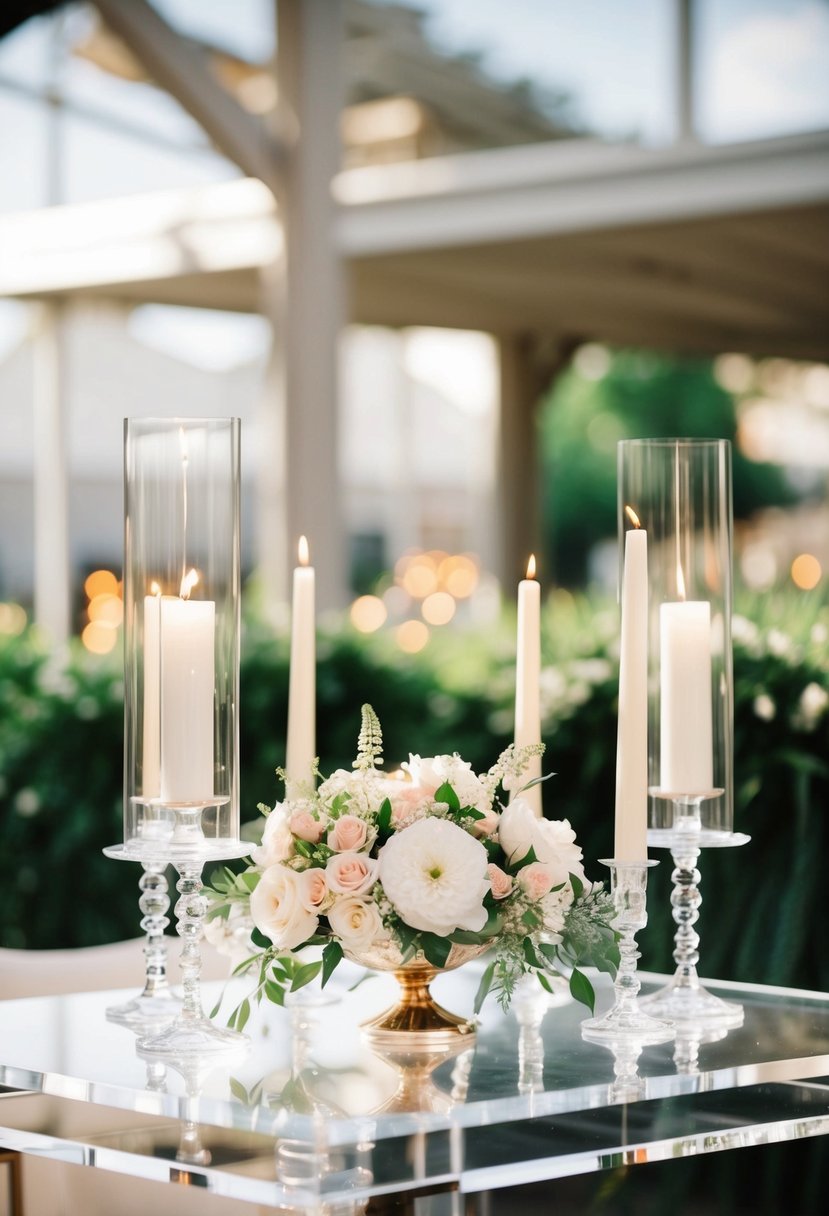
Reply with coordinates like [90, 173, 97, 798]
[2, 0, 829, 634]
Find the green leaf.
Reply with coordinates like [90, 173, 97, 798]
[521, 907, 542, 930]
[291, 960, 323, 992]
[537, 971, 554, 994]
[449, 929, 487, 945]
[569, 872, 584, 900]
[508, 845, 537, 874]
[236, 998, 251, 1033]
[321, 940, 343, 988]
[522, 936, 544, 969]
[251, 927, 270, 950]
[377, 797, 393, 832]
[460, 806, 486, 821]
[421, 932, 452, 968]
[294, 839, 313, 859]
[473, 960, 497, 1015]
[538, 941, 560, 965]
[265, 979, 286, 1006]
[229, 1077, 249, 1104]
[434, 781, 460, 812]
[569, 967, 596, 1013]
[209, 996, 223, 1019]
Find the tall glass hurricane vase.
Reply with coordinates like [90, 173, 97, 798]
[618, 439, 748, 1029]
[105, 418, 250, 1061]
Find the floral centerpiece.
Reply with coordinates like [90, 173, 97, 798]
[208, 706, 618, 1030]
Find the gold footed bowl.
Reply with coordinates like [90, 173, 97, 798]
[344, 940, 489, 1048]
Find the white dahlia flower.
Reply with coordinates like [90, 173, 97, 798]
[378, 818, 489, 936]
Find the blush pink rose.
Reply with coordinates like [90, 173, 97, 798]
[289, 810, 324, 843]
[327, 814, 368, 852]
[298, 868, 328, 911]
[487, 863, 513, 900]
[326, 851, 378, 896]
[518, 862, 556, 902]
[471, 807, 500, 838]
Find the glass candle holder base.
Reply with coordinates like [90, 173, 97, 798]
[581, 860, 674, 1047]
[137, 1016, 249, 1062]
[638, 974, 744, 1030]
[107, 991, 181, 1031]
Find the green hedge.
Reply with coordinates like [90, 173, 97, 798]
[1, 596, 828, 998]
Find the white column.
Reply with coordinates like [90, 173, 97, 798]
[270, 0, 347, 612]
[32, 301, 71, 643]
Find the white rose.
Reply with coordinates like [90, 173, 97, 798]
[498, 798, 584, 887]
[251, 804, 295, 867]
[328, 896, 384, 950]
[204, 905, 255, 968]
[378, 818, 489, 936]
[250, 865, 319, 950]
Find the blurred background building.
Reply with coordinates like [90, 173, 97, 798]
[1, 0, 828, 652]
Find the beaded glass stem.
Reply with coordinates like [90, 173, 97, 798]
[638, 816, 747, 1028]
[581, 860, 674, 1046]
[106, 861, 178, 1028]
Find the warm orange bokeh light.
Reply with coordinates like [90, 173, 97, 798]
[400, 555, 439, 599]
[84, 569, 119, 600]
[88, 593, 123, 627]
[396, 619, 429, 653]
[350, 595, 387, 633]
[82, 621, 118, 654]
[791, 553, 822, 591]
[0, 603, 27, 636]
[440, 554, 479, 598]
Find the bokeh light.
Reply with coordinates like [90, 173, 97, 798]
[440, 554, 479, 598]
[88, 593, 123, 626]
[396, 619, 429, 653]
[421, 591, 456, 625]
[0, 602, 27, 635]
[791, 553, 822, 590]
[350, 594, 387, 633]
[81, 621, 118, 654]
[399, 553, 440, 599]
[84, 569, 119, 599]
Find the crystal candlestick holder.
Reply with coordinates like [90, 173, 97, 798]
[581, 860, 674, 1046]
[106, 861, 179, 1029]
[640, 801, 748, 1029]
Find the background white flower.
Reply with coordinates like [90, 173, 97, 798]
[252, 804, 295, 867]
[498, 799, 584, 887]
[378, 818, 490, 936]
[404, 754, 491, 815]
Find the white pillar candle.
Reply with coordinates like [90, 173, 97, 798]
[160, 575, 215, 804]
[142, 584, 161, 799]
[614, 518, 648, 861]
[286, 535, 316, 799]
[660, 600, 713, 795]
[513, 555, 542, 817]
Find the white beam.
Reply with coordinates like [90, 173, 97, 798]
[92, 0, 284, 193]
[336, 131, 829, 256]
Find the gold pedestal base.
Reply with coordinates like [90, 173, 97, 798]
[361, 965, 476, 1049]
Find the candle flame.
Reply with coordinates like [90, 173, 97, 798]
[298, 535, 310, 567]
[179, 568, 199, 600]
[624, 505, 641, 529]
[676, 562, 687, 601]
[526, 554, 537, 580]
[150, 581, 161, 597]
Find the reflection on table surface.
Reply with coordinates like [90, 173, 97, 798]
[2, 965, 829, 1210]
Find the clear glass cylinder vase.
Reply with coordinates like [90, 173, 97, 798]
[618, 439, 734, 840]
[123, 418, 241, 858]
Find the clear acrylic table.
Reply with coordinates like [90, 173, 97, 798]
[1, 963, 828, 1213]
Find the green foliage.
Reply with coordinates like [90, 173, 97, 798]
[541, 350, 796, 585]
